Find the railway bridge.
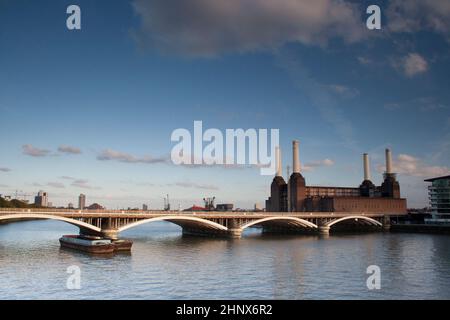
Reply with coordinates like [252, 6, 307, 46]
[0, 208, 398, 239]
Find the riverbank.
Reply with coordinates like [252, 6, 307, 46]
[391, 223, 450, 234]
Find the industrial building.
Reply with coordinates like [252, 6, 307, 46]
[424, 175, 450, 224]
[216, 203, 234, 211]
[266, 141, 407, 213]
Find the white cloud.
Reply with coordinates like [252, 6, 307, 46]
[303, 158, 335, 172]
[132, 0, 366, 57]
[60, 176, 76, 180]
[357, 56, 372, 65]
[327, 84, 359, 98]
[392, 53, 428, 77]
[384, 97, 448, 113]
[377, 153, 450, 178]
[22, 144, 50, 157]
[97, 149, 168, 164]
[403, 53, 428, 77]
[58, 145, 82, 154]
[172, 182, 219, 190]
[71, 179, 101, 190]
[387, 0, 450, 36]
[0, 167, 11, 172]
[47, 182, 65, 189]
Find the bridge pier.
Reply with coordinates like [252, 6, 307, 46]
[79, 226, 119, 240]
[318, 226, 330, 235]
[382, 215, 391, 232]
[101, 229, 119, 240]
[227, 228, 243, 238]
[79, 227, 102, 238]
[317, 221, 330, 235]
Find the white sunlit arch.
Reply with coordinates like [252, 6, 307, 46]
[0, 214, 101, 233]
[239, 216, 318, 231]
[118, 215, 229, 233]
[325, 216, 382, 228]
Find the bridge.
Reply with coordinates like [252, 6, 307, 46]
[0, 208, 398, 239]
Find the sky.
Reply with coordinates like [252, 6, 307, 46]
[0, 0, 449, 209]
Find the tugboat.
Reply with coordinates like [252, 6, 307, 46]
[59, 235, 134, 254]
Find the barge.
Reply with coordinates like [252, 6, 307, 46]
[59, 235, 133, 254]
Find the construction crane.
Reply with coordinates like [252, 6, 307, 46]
[8, 190, 33, 203]
[203, 197, 216, 211]
[17, 190, 32, 201]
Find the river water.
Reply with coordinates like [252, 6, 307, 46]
[0, 220, 449, 299]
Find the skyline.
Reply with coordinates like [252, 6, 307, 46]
[1, 0, 450, 209]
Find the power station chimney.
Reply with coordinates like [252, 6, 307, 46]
[276, 146, 282, 177]
[292, 140, 301, 174]
[385, 148, 393, 174]
[363, 153, 371, 181]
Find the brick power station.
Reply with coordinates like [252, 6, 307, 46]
[266, 141, 407, 213]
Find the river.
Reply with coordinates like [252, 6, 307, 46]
[0, 220, 449, 299]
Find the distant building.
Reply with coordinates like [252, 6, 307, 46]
[254, 203, 263, 211]
[424, 175, 450, 224]
[216, 203, 233, 211]
[142, 204, 148, 211]
[34, 191, 48, 207]
[86, 203, 104, 210]
[78, 194, 86, 209]
[68, 203, 74, 209]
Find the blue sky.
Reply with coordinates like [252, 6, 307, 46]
[1, 0, 449, 209]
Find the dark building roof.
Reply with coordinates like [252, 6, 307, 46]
[424, 175, 450, 182]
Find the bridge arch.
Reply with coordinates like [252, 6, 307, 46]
[325, 216, 382, 228]
[118, 215, 229, 233]
[0, 214, 101, 233]
[240, 216, 318, 231]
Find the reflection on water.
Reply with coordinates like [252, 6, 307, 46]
[0, 220, 449, 299]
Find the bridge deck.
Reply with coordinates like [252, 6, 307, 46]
[0, 208, 406, 219]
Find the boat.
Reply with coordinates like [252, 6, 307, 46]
[59, 235, 115, 254]
[59, 235, 133, 254]
[112, 239, 133, 252]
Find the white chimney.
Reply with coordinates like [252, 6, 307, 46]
[292, 140, 300, 174]
[363, 153, 371, 181]
[386, 148, 392, 174]
[276, 146, 282, 177]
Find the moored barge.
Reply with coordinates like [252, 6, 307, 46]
[59, 235, 133, 254]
